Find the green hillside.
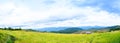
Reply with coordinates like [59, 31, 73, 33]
[0, 30, 120, 43]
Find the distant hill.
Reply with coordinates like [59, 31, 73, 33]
[35, 25, 120, 33]
[106, 25, 120, 29]
[80, 26, 105, 30]
[88, 25, 120, 31]
[35, 26, 105, 32]
[51, 27, 83, 33]
[35, 27, 69, 32]
[103, 25, 120, 31]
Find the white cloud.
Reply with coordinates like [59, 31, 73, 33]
[35, 8, 120, 28]
[0, 0, 120, 28]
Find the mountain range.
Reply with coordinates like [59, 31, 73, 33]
[35, 26, 107, 31]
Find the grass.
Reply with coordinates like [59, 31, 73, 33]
[0, 33, 8, 43]
[0, 32, 14, 43]
[0, 30, 120, 43]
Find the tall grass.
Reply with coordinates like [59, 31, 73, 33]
[0, 33, 7, 43]
[0, 30, 120, 43]
[0, 33, 14, 43]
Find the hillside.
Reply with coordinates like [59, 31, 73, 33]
[0, 30, 120, 43]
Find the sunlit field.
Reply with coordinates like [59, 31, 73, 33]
[0, 30, 120, 43]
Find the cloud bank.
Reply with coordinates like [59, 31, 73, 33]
[0, 0, 120, 28]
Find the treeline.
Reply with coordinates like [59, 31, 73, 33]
[0, 27, 36, 31]
[0, 27, 22, 30]
[0, 27, 42, 32]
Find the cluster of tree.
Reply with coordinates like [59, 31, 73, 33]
[0, 27, 22, 30]
[0, 27, 44, 32]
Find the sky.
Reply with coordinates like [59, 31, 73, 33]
[0, 0, 120, 29]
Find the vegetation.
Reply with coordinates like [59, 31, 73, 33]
[0, 27, 38, 32]
[0, 30, 120, 43]
[0, 33, 15, 43]
[0, 27, 22, 31]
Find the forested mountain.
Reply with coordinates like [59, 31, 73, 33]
[50, 25, 120, 33]
[50, 27, 83, 33]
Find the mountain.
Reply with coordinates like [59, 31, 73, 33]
[104, 25, 120, 31]
[56, 27, 83, 33]
[35, 26, 106, 32]
[31, 25, 120, 33]
[80, 26, 106, 30]
[106, 25, 120, 29]
[35, 27, 69, 32]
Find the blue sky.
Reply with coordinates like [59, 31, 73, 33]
[0, 0, 120, 29]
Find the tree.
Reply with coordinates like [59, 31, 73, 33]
[8, 27, 12, 30]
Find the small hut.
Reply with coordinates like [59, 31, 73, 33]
[80, 31, 92, 34]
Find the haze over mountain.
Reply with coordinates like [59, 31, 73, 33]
[36, 27, 69, 31]
[36, 26, 106, 31]
[36, 25, 120, 33]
